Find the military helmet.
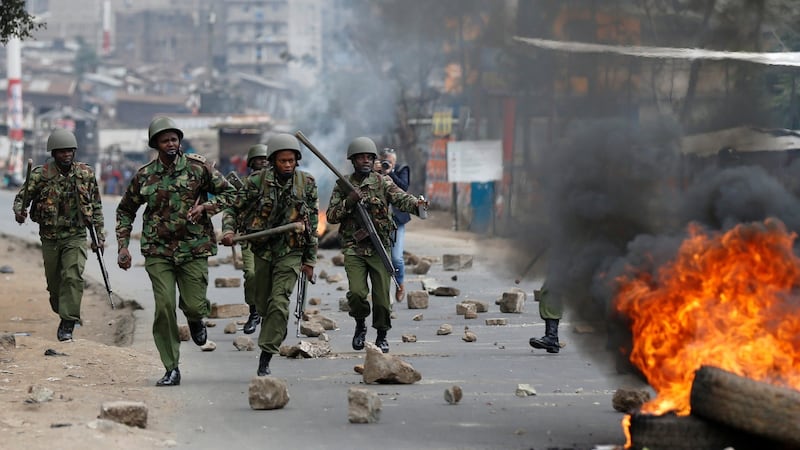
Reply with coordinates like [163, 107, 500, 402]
[266, 133, 302, 161]
[247, 144, 268, 165]
[47, 128, 78, 152]
[147, 116, 183, 148]
[346, 136, 377, 160]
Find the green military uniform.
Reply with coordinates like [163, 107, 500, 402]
[327, 171, 420, 331]
[530, 280, 563, 353]
[116, 152, 235, 371]
[537, 282, 562, 320]
[222, 168, 318, 354]
[12, 160, 104, 328]
[241, 246, 256, 308]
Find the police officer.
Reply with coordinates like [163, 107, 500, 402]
[13, 129, 105, 342]
[236, 144, 269, 334]
[529, 281, 562, 353]
[221, 133, 318, 376]
[116, 116, 236, 386]
[327, 137, 426, 353]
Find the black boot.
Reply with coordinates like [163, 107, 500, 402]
[188, 320, 207, 346]
[352, 318, 367, 351]
[529, 319, 560, 353]
[57, 320, 75, 342]
[257, 351, 272, 376]
[156, 367, 181, 386]
[375, 329, 389, 353]
[243, 305, 260, 335]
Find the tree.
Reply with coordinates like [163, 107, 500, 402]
[0, 0, 45, 44]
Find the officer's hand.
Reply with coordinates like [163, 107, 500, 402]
[117, 248, 132, 270]
[345, 188, 362, 207]
[221, 232, 235, 247]
[14, 211, 27, 224]
[187, 203, 207, 223]
[372, 160, 382, 173]
[301, 264, 315, 282]
[91, 239, 106, 252]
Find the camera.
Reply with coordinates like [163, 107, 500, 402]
[380, 160, 391, 170]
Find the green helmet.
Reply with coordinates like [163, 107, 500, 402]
[47, 128, 78, 152]
[247, 144, 268, 165]
[347, 136, 377, 160]
[147, 116, 183, 148]
[266, 133, 302, 161]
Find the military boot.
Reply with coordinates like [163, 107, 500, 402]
[257, 351, 272, 376]
[57, 320, 75, 342]
[375, 329, 389, 353]
[352, 318, 367, 351]
[243, 305, 260, 335]
[529, 319, 560, 353]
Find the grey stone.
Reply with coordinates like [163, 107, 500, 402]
[99, 401, 148, 428]
[442, 254, 473, 271]
[248, 377, 290, 410]
[348, 387, 382, 424]
[233, 336, 256, 351]
[406, 291, 429, 309]
[499, 291, 525, 313]
[362, 343, 422, 385]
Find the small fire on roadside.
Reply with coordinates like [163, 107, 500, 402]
[614, 218, 800, 418]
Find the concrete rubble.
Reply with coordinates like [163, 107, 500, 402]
[348, 387, 381, 424]
[444, 385, 463, 404]
[99, 400, 148, 428]
[407, 291, 429, 309]
[279, 340, 331, 358]
[443, 254, 473, 271]
[362, 342, 422, 384]
[248, 377, 290, 410]
[233, 336, 255, 351]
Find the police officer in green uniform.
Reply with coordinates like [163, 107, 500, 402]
[13, 129, 105, 342]
[529, 281, 562, 353]
[237, 144, 269, 334]
[116, 116, 236, 386]
[326, 136, 426, 353]
[221, 133, 318, 376]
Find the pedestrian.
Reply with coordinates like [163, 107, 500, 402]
[220, 133, 318, 376]
[224, 143, 269, 335]
[529, 281, 562, 353]
[375, 147, 411, 302]
[12, 128, 105, 342]
[327, 137, 427, 353]
[115, 116, 236, 386]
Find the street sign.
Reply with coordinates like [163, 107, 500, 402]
[446, 140, 502, 183]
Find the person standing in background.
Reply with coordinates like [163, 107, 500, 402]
[375, 147, 411, 302]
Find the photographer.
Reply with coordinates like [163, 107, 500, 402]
[375, 147, 411, 302]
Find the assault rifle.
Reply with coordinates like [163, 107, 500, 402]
[294, 131, 398, 288]
[225, 171, 244, 189]
[294, 271, 317, 337]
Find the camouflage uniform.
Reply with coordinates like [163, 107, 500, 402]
[12, 160, 104, 326]
[326, 172, 420, 331]
[222, 168, 318, 354]
[116, 153, 235, 370]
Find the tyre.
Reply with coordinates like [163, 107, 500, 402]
[691, 365, 800, 447]
[629, 412, 763, 450]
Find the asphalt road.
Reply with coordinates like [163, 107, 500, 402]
[0, 189, 645, 450]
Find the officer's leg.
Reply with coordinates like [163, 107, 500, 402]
[175, 257, 211, 346]
[254, 254, 275, 375]
[344, 254, 370, 350]
[145, 257, 181, 371]
[367, 253, 392, 353]
[530, 285, 563, 353]
[40, 238, 61, 315]
[58, 235, 87, 324]
[258, 252, 301, 375]
[241, 247, 260, 334]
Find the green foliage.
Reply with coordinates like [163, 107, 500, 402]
[0, 0, 45, 44]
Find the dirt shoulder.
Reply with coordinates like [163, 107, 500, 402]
[0, 233, 177, 449]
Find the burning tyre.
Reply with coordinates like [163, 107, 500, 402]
[628, 412, 763, 450]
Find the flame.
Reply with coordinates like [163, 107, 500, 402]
[317, 210, 327, 237]
[614, 218, 800, 416]
[622, 415, 631, 448]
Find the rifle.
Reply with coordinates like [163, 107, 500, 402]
[18, 158, 33, 224]
[231, 222, 305, 243]
[294, 271, 317, 337]
[225, 171, 244, 189]
[88, 224, 115, 309]
[295, 131, 399, 288]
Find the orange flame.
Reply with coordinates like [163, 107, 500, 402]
[614, 218, 800, 416]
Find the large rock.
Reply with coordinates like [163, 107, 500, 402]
[233, 336, 256, 351]
[442, 254, 473, 271]
[209, 303, 250, 318]
[362, 343, 421, 385]
[462, 299, 489, 313]
[248, 376, 290, 410]
[214, 277, 241, 288]
[308, 314, 337, 330]
[0, 333, 16, 352]
[411, 259, 432, 275]
[499, 291, 525, 313]
[279, 340, 332, 358]
[431, 286, 460, 297]
[99, 401, 148, 428]
[299, 321, 326, 337]
[406, 291, 429, 309]
[348, 387, 382, 424]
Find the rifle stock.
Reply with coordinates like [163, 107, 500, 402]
[295, 131, 398, 288]
[18, 159, 33, 223]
